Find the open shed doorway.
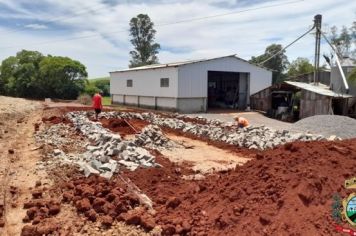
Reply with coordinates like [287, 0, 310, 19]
[207, 71, 248, 110]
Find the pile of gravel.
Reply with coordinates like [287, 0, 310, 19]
[292, 115, 356, 139]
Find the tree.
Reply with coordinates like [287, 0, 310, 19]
[94, 79, 110, 96]
[329, 22, 356, 58]
[287, 57, 314, 78]
[0, 50, 44, 97]
[250, 44, 289, 84]
[0, 50, 88, 99]
[39, 56, 87, 99]
[129, 14, 160, 68]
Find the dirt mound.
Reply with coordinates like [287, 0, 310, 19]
[59, 175, 157, 231]
[100, 118, 136, 136]
[100, 118, 150, 137]
[123, 139, 356, 235]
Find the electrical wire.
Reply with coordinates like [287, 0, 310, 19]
[157, 0, 305, 26]
[0, 0, 305, 50]
[258, 25, 315, 66]
[320, 31, 343, 58]
[0, 3, 111, 35]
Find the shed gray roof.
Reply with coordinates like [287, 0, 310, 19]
[285, 81, 352, 98]
[110, 55, 272, 73]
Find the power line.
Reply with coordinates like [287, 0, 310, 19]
[258, 25, 315, 66]
[0, 0, 305, 50]
[0, 3, 111, 36]
[158, 0, 305, 26]
[320, 31, 343, 59]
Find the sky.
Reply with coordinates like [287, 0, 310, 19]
[0, 0, 355, 78]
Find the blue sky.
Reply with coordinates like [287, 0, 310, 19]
[0, 0, 355, 77]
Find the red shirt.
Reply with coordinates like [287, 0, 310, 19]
[92, 94, 102, 109]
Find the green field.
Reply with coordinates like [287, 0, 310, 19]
[88, 77, 110, 83]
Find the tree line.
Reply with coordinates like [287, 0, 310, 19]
[0, 50, 88, 99]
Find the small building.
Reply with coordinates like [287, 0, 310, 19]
[331, 57, 356, 95]
[110, 55, 272, 113]
[330, 57, 356, 117]
[251, 81, 353, 120]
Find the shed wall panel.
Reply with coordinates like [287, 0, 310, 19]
[110, 67, 178, 97]
[112, 95, 124, 103]
[177, 98, 205, 113]
[139, 96, 156, 107]
[125, 95, 138, 105]
[156, 97, 176, 110]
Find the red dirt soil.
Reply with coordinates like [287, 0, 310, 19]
[98, 118, 150, 137]
[58, 175, 157, 231]
[100, 118, 137, 137]
[122, 139, 356, 236]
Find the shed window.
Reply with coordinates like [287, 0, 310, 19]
[127, 79, 133, 87]
[160, 78, 169, 87]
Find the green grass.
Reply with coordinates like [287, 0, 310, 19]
[102, 96, 111, 106]
[88, 77, 110, 83]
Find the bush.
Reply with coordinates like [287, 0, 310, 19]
[94, 79, 110, 96]
[84, 84, 100, 96]
[78, 94, 92, 105]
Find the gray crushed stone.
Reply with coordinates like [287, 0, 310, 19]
[292, 115, 356, 139]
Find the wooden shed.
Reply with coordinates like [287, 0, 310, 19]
[251, 81, 353, 120]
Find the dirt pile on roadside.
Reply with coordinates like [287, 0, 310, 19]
[123, 139, 356, 235]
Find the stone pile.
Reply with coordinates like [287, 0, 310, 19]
[134, 125, 177, 151]
[34, 123, 83, 148]
[94, 111, 324, 150]
[35, 112, 161, 179]
[152, 116, 324, 149]
[66, 112, 160, 174]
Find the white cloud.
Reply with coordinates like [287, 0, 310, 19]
[24, 23, 48, 29]
[0, 0, 355, 77]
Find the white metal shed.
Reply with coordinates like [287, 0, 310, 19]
[110, 55, 272, 113]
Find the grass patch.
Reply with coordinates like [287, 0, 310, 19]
[102, 96, 111, 106]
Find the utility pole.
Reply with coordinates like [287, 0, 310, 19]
[313, 14, 322, 85]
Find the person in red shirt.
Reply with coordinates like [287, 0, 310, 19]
[92, 91, 103, 120]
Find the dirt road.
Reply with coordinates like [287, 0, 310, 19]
[0, 97, 42, 235]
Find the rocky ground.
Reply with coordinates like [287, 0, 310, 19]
[0, 96, 354, 235]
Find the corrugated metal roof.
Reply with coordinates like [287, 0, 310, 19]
[285, 81, 352, 98]
[110, 55, 271, 73]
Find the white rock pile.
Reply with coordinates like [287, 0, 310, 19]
[134, 125, 177, 151]
[35, 112, 163, 179]
[66, 112, 160, 174]
[97, 111, 324, 150]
